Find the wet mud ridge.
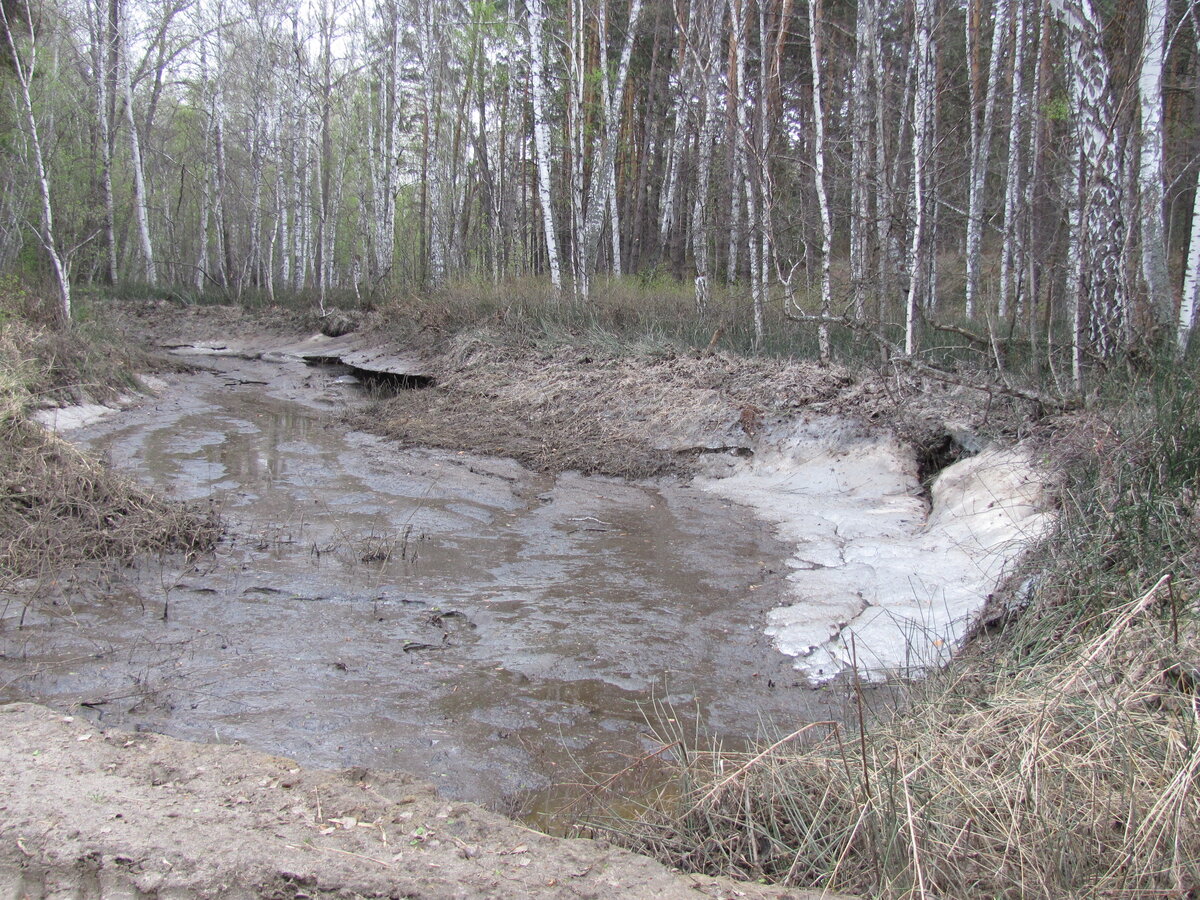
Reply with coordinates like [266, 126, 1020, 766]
[0, 703, 847, 900]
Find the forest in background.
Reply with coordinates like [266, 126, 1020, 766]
[1, 0, 1198, 385]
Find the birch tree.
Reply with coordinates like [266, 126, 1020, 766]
[997, 0, 1026, 323]
[808, 0, 831, 361]
[577, 0, 644, 299]
[1051, 0, 1126, 385]
[848, 0, 876, 321]
[905, 0, 936, 354]
[0, 0, 71, 319]
[526, 0, 563, 294]
[1137, 0, 1170, 332]
[85, 0, 119, 284]
[686, 0, 722, 314]
[1177, 2, 1200, 354]
[118, 0, 157, 285]
[964, 0, 1009, 321]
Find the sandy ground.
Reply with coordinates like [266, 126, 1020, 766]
[0, 703, 852, 899]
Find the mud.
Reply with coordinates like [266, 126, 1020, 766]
[0, 702, 850, 899]
[1, 352, 851, 819]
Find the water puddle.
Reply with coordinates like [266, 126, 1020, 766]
[1, 355, 850, 819]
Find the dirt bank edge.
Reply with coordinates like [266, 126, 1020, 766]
[0, 703, 852, 900]
[110, 301, 1034, 482]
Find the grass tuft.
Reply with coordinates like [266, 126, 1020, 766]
[601, 585, 1200, 898]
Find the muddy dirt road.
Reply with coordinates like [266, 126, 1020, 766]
[3, 350, 850, 819]
[2, 307, 1051, 897]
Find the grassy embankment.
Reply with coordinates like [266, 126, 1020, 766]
[16, 276, 1200, 897]
[0, 282, 217, 584]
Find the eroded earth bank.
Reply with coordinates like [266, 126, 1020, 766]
[2, 304, 1052, 898]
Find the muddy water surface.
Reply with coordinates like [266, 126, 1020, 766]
[2, 355, 847, 817]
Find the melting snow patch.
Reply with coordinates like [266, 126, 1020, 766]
[696, 416, 1052, 684]
[33, 403, 119, 431]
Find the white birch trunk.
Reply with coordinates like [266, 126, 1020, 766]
[0, 6, 70, 319]
[658, 99, 685, 252]
[1051, 0, 1126, 377]
[689, 0, 723, 314]
[580, 0, 644, 287]
[1138, 0, 1171, 329]
[998, 0, 1025, 322]
[249, 110, 264, 288]
[727, 0, 747, 283]
[296, 115, 309, 291]
[659, 16, 697, 262]
[89, 0, 118, 284]
[753, 0, 772, 346]
[119, 10, 157, 286]
[1179, 187, 1200, 353]
[849, 0, 874, 321]
[809, 0, 832, 362]
[380, 8, 400, 281]
[567, 0, 586, 299]
[964, 0, 1009, 320]
[1178, 3, 1200, 354]
[609, 166, 621, 275]
[273, 69, 288, 293]
[193, 0, 212, 291]
[872, 1, 896, 323]
[905, 0, 935, 355]
[526, 0, 562, 294]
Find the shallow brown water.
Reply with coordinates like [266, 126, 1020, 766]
[1, 354, 849, 817]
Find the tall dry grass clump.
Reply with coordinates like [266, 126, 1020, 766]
[606, 587, 1200, 898]
[600, 364, 1200, 899]
[0, 303, 219, 581]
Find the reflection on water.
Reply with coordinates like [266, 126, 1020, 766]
[0, 358, 852, 822]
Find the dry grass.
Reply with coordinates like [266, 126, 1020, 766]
[0, 418, 219, 581]
[601, 575, 1200, 898]
[0, 311, 219, 582]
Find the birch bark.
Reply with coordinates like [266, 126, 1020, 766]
[1051, 0, 1126, 383]
[526, 0, 563, 294]
[1180, 190, 1200, 353]
[194, 0, 211, 290]
[580, 0, 644, 291]
[998, 0, 1024, 322]
[848, 0, 874, 320]
[964, 0, 1009, 320]
[1138, 0, 1171, 330]
[808, 0, 831, 361]
[0, 4, 70, 319]
[1177, 3, 1200, 353]
[905, 0, 935, 355]
[87, 0, 119, 284]
[687, 0, 722, 314]
[119, 4, 157, 285]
